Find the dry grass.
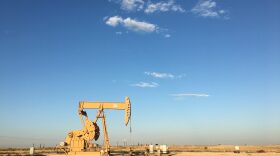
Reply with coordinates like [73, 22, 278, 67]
[168, 145, 280, 153]
[175, 152, 280, 156]
[0, 145, 279, 156]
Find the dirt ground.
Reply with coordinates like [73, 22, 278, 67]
[1, 145, 279, 156]
[175, 152, 280, 156]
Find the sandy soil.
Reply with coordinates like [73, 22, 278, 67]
[1, 145, 280, 156]
[175, 152, 280, 156]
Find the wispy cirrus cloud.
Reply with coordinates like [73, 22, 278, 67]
[145, 71, 174, 79]
[115, 31, 123, 35]
[164, 34, 171, 38]
[191, 0, 228, 18]
[131, 82, 159, 88]
[144, 71, 185, 79]
[170, 93, 210, 97]
[145, 0, 185, 14]
[105, 16, 158, 33]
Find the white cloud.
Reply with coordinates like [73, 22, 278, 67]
[191, 0, 227, 18]
[164, 34, 171, 38]
[219, 10, 225, 14]
[105, 16, 123, 26]
[170, 93, 210, 97]
[121, 0, 144, 11]
[145, 0, 185, 13]
[115, 31, 123, 35]
[131, 82, 159, 88]
[111, 0, 184, 14]
[145, 71, 175, 79]
[123, 17, 157, 32]
[105, 16, 158, 33]
[144, 71, 185, 79]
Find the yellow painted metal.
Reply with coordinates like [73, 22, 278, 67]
[48, 151, 102, 156]
[79, 96, 131, 125]
[61, 97, 131, 156]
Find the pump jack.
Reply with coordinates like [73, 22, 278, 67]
[59, 97, 131, 156]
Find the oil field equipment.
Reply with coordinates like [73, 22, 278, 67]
[59, 97, 131, 156]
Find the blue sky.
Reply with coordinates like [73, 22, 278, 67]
[0, 0, 279, 147]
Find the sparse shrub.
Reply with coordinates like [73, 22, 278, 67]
[257, 149, 265, 153]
